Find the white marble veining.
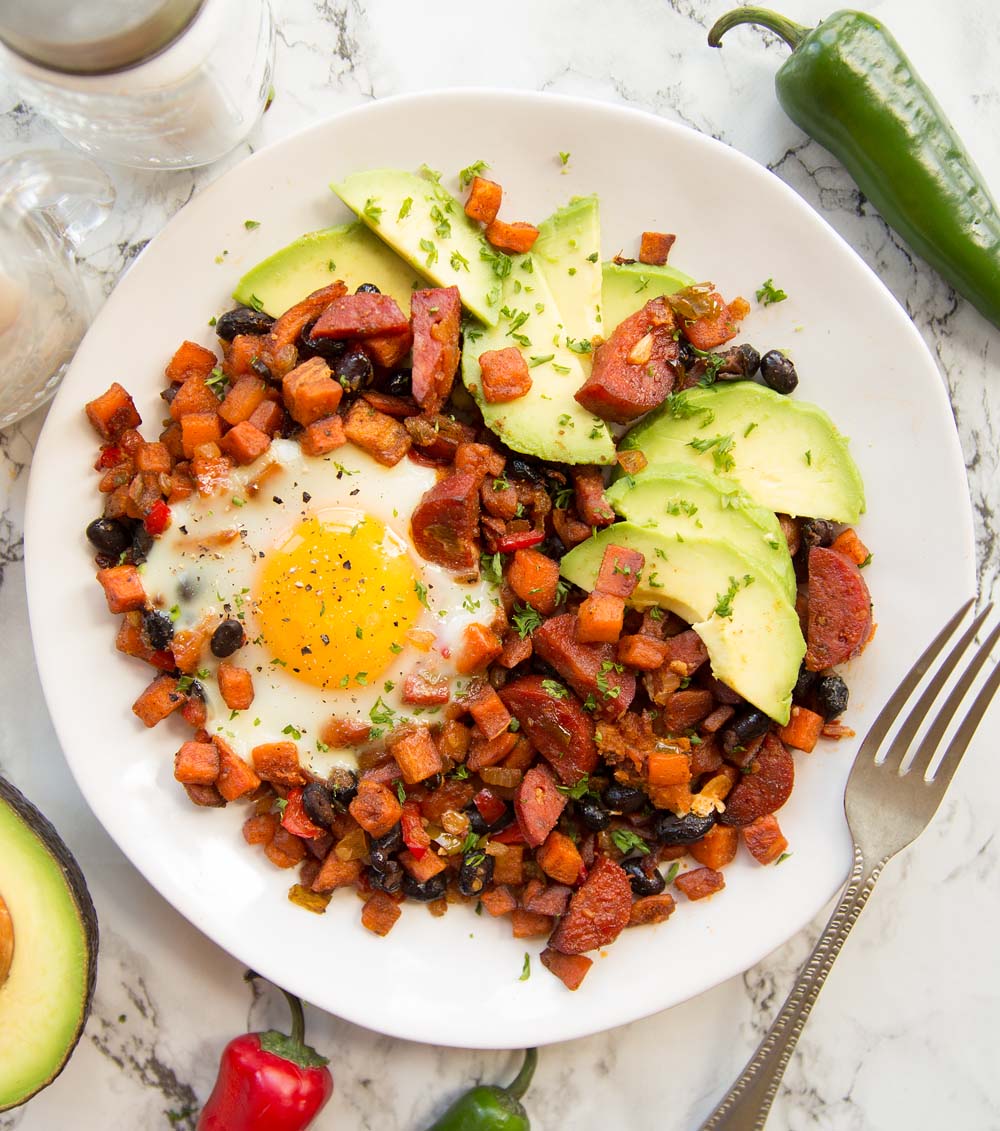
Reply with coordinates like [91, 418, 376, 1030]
[2, 1, 999, 1128]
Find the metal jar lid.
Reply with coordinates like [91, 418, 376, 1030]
[0, 0, 204, 75]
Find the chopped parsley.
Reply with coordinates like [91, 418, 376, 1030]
[281, 723, 302, 740]
[744, 421, 759, 438]
[596, 660, 624, 699]
[419, 238, 438, 268]
[610, 828, 650, 855]
[529, 354, 554, 367]
[450, 249, 470, 272]
[247, 293, 264, 312]
[414, 580, 431, 609]
[480, 551, 505, 586]
[565, 337, 592, 354]
[804, 449, 812, 466]
[370, 697, 395, 728]
[519, 952, 531, 981]
[458, 159, 490, 188]
[688, 432, 736, 473]
[362, 197, 383, 224]
[512, 603, 543, 638]
[243, 219, 260, 230]
[462, 595, 481, 613]
[713, 573, 755, 619]
[451, 764, 471, 780]
[664, 861, 681, 885]
[541, 679, 568, 699]
[776, 851, 793, 865]
[396, 781, 407, 804]
[558, 151, 571, 166]
[556, 774, 593, 800]
[756, 278, 788, 306]
[586, 251, 600, 263]
[398, 196, 413, 220]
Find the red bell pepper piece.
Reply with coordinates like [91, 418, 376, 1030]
[401, 800, 431, 860]
[281, 788, 325, 840]
[473, 787, 507, 826]
[96, 445, 122, 469]
[198, 975, 333, 1131]
[144, 498, 171, 535]
[491, 823, 526, 845]
[496, 529, 545, 554]
[149, 649, 176, 671]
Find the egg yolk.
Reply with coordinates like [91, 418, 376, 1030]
[255, 511, 423, 689]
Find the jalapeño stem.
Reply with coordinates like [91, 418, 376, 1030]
[506, 1048, 538, 1101]
[708, 7, 811, 50]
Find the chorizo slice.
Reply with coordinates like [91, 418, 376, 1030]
[575, 297, 679, 423]
[547, 857, 632, 955]
[532, 614, 636, 720]
[499, 675, 597, 785]
[311, 292, 409, 339]
[410, 287, 462, 414]
[719, 733, 794, 827]
[410, 472, 480, 572]
[261, 282, 347, 371]
[805, 546, 873, 671]
[514, 764, 567, 847]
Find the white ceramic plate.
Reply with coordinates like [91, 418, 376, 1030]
[25, 91, 975, 1048]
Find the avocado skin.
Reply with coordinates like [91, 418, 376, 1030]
[0, 777, 98, 1111]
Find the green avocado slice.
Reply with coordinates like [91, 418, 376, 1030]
[620, 382, 866, 522]
[0, 778, 97, 1112]
[533, 195, 603, 343]
[560, 523, 804, 723]
[232, 222, 424, 316]
[601, 261, 694, 332]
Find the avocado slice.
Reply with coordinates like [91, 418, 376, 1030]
[606, 464, 796, 600]
[533, 195, 603, 343]
[601, 261, 694, 332]
[232, 222, 424, 317]
[620, 382, 866, 523]
[461, 252, 616, 464]
[0, 778, 97, 1112]
[560, 522, 804, 722]
[331, 169, 501, 325]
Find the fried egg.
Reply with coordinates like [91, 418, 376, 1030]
[142, 440, 498, 773]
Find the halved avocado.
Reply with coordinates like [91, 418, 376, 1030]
[0, 778, 97, 1112]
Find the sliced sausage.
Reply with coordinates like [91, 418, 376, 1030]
[575, 297, 679, 423]
[719, 733, 794, 827]
[547, 857, 632, 954]
[410, 472, 480, 572]
[514, 764, 567, 847]
[311, 292, 410, 339]
[499, 675, 597, 785]
[805, 546, 873, 671]
[410, 287, 461, 414]
[532, 614, 636, 720]
[660, 688, 715, 733]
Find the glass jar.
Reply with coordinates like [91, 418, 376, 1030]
[0, 0, 275, 170]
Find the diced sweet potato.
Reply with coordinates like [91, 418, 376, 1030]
[510, 909, 553, 938]
[456, 623, 503, 675]
[192, 442, 232, 496]
[465, 175, 502, 224]
[218, 375, 267, 427]
[248, 398, 285, 437]
[478, 347, 532, 404]
[243, 812, 279, 846]
[576, 592, 625, 644]
[689, 825, 739, 870]
[741, 813, 789, 865]
[86, 382, 141, 441]
[617, 633, 669, 670]
[265, 827, 308, 868]
[282, 357, 343, 426]
[166, 340, 218, 383]
[399, 848, 447, 883]
[362, 328, 414, 369]
[343, 399, 411, 467]
[252, 742, 307, 788]
[480, 885, 518, 917]
[361, 890, 401, 936]
[485, 220, 539, 254]
[596, 545, 645, 599]
[217, 662, 254, 710]
[507, 548, 560, 615]
[132, 673, 185, 727]
[300, 415, 346, 457]
[311, 854, 362, 892]
[222, 333, 266, 379]
[628, 892, 677, 927]
[173, 741, 219, 785]
[674, 866, 726, 900]
[639, 231, 676, 266]
[97, 564, 145, 613]
[647, 749, 692, 787]
[349, 779, 403, 838]
[135, 442, 172, 474]
[220, 420, 271, 465]
[170, 374, 222, 421]
[466, 730, 519, 771]
[778, 705, 825, 753]
[540, 947, 593, 990]
[537, 831, 584, 885]
[491, 843, 525, 886]
[548, 857, 632, 954]
[213, 737, 262, 801]
[466, 684, 512, 741]
[401, 670, 451, 706]
[830, 527, 871, 567]
[184, 783, 225, 808]
[180, 412, 223, 459]
[681, 294, 750, 351]
[390, 726, 443, 784]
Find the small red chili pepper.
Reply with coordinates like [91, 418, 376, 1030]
[496, 529, 545, 553]
[144, 499, 171, 535]
[198, 973, 333, 1131]
[96, 445, 122, 469]
[401, 800, 430, 859]
[281, 788, 325, 840]
[473, 787, 507, 826]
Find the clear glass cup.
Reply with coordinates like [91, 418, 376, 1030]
[0, 150, 114, 428]
[0, 0, 275, 170]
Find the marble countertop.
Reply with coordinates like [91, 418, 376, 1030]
[2, 1, 999, 1127]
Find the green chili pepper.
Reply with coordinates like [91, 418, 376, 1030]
[708, 8, 1000, 331]
[425, 1048, 537, 1130]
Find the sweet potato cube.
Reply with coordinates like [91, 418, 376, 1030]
[491, 844, 524, 886]
[86, 382, 141, 440]
[466, 685, 512, 741]
[478, 347, 532, 404]
[363, 328, 413, 369]
[248, 398, 285, 437]
[135, 442, 172, 474]
[192, 442, 232, 496]
[480, 885, 518, 917]
[507, 549, 560, 615]
[510, 909, 553, 938]
[830, 527, 871, 567]
[343, 400, 411, 467]
[217, 662, 254, 710]
[682, 294, 750, 351]
[689, 825, 739, 870]
[464, 175, 503, 224]
[674, 865, 726, 901]
[576, 592, 625, 644]
[97, 564, 145, 613]
[300, 415, 346, 457]
[213, 737, 261, 801]
[251, 742, 307, 788]
[311, 854, 362, 892]
[741, 814, 789, 865]
[166, 340, 218, 383]
[221, 420, 271, 465]
[778, 706, 825, 753]
[485, 220, 539, 254]
[639, 231, 676, 266]
[596, 544, 645, 598]
[282, 357, 343, 426]
[265, 827, 307, 869]
[243, 812, 279, 846]
[180, 411, 223, 458]
[219, 375, 268, 426]
[173, 741, 220, 786]
[349, 779, 403, 838]
[132, 673, 185, 727]
[540, 948, 593, 990]
[361, 890, 401, 936]
[628, 893, 676, 927]
[646, 749, 692, 788]
[389, 726, 443, 784]
[617, 633, 669, 670]
[170, 374, 222, 421]
[456, 623, 504, 675]
[399, 848, 447, 883]
[536, 831, 583, 885]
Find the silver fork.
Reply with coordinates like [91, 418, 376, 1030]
[700, 597, 1000, 1131]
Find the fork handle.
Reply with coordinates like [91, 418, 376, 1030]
[698, 845, 886, 1131]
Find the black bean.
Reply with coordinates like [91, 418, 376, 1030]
[210, 618, 246, 658]
[301, 782, 336, 828]
[142, 609, 174, 650]
[653, 810, 716, 845]
[160, 384, 179, 405]
[402, 873, 447, 902]
[369, 823, 403, 862]
[382, 369, 412, 397]
[800, 519, 838, 550]
[131, 525, 154, 565]
[356, 282, 381, 294]
[603, 782, 646, 814]
[466, 803, 510, 836]
[299, 321, 349, 363]
[621, 857, 667, 896]
[718, 343, 761, 379]
[86, 517, 132, 557]
[333, 347, 374, 394]
[328, 767, 358, 808]
[507, 455, 545, 483]
[793, 665, 819, 702]
[759, 350, 799, 394]
[813, 673, 849, 721]
[721, 708, 772, 756]
[369, 860, 403, 893]
[422, 773, 443, 792]
[458, 851, 495, 897]
[250, 356, 273, 380]
[576, 796, 611, 831]
[215, 306, 275, 341]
